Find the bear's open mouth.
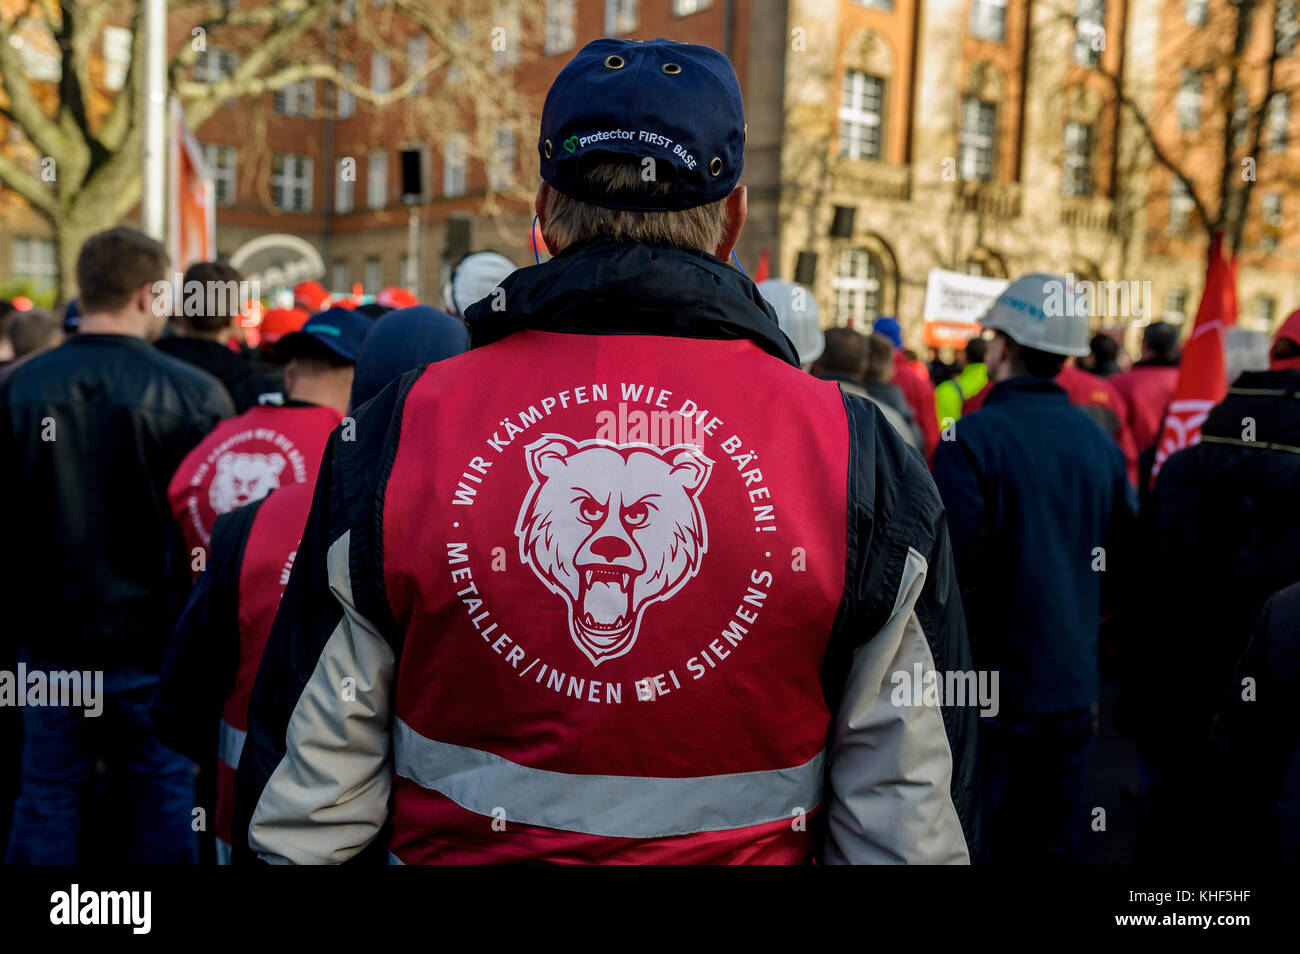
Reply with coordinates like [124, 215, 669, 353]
[576, 565, 635, 638]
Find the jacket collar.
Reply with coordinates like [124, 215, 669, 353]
[464, 237, 799, 366]
[1202, 370, 1300, 449]
[985, 375, 1070, 405]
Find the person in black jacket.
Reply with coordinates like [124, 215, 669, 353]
[155, 260, 285, 412]
[1126, 311, 1300, 863]
[932, 275, 1135, 865]
[0, 227, 233, 864]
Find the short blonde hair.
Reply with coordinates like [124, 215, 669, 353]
[542, 161, 730, 253]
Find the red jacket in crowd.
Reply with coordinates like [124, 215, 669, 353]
[1111, 361, 1181, 453]
[894, 350, 939, 462]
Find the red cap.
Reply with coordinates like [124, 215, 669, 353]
[1272, 308, 1300, 372]
[293, 280, 330, 313]
[376, 286, 418, 310]
[258, 307, 310, 352]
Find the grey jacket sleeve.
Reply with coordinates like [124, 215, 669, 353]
[819, 395, 980, 864]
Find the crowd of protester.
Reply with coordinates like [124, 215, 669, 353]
[0, 36, 1297, 866]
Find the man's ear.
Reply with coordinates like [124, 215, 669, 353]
[714, 184, 747, 263]
[534, 182, 562, 256]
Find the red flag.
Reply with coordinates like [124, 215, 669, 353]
[754, 250, 770, 283]
[1150, 232, 1237, 482]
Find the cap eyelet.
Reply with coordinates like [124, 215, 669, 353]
[709, 157, 723, 176]
[662, 62, 682, 75]
[605, 54, 625, 69]
[543, 139, 553, 158]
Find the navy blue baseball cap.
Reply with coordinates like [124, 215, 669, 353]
[538, 37, 746, 212]
[275, 306, 371, 365]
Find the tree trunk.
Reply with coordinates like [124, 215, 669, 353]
[54, 219, 95, 307]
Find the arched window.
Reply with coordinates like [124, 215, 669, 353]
[832, 248, 881, 328]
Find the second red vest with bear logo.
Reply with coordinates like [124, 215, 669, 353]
[168, 403, 340, 567]
[382, 331, 849, 864]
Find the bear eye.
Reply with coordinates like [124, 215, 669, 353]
[577, 499, 605, 524]
[622, 501, 656, 528]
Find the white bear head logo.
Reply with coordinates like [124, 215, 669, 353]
[209, 451, 286, 514]
[515, 434, 713, 667]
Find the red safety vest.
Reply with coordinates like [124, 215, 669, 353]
[168, 404, 339, 566]
[215, 481, 315, 862]
[381, 330, 849, 863]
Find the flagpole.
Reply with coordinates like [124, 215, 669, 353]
[141, 0, 168, 240]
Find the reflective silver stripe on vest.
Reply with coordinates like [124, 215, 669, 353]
[219, 720, 247, 770]
[393, 718, 824, 839]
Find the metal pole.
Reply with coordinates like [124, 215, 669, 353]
[141, 0, 168, 240]
[408, 205, 420, 298]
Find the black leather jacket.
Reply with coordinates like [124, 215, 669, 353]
[0, 333, 234, 669]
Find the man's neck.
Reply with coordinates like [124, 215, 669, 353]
[78, 314, 145, 338]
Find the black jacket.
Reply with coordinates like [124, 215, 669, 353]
[932, 377, 1135, 715]
[156, 336, 285, 413]
[1122, 370, 1300, 859]
[0, 333, 234, 669]
[234, 238, 979, 864]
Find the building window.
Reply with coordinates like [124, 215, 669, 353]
[851, 0, 894, 9]
[493, 3, 520, 69]
[444, 136, 467, 197]
[1185, 0, 1207, 25]
[336, 157, 354, 213]
[959, 97, 997, 181]
[201, 144, 237, 206]
[1061, 121, 1092, 197]
[194, 48, 237, 84]
[838, 71, 885, 161]
[970, 0, 1007, 42]
[1168, 178, 1194, 235]
[1262, 192, 1283, 249]
[368, 151, 388, 210]
[400, 254, 415, 290]
[338, 63, 356, 118]
[489, 130, 516, 189]
[1164, 287, 1187, 323]
[341, 0, 357, 22]
[545, 0, 576, 55]
[274, 79, 315, 118]
[364, 257, 383, 292]
[10, 237, 57, 290]
[272, 155, 312, 213]
[673, 0, 712, 14]
[1253, 297, 1276, 330]
[1280, 0, 1299, 55]
[1266, 92, 1289, 152]
[1177, 69, 1201, 130]
[332, 261, 349, 293]
[447, 21, 469, 83]
[606, 0, 638, 33]
[1073, 0, 1105, 67]
[371, 51, 390, 94]
[103, 26, 132, 92]
[408, 35, 428, 93]
[832, 248, 881, 328]
[1233, 85, 1249, 148]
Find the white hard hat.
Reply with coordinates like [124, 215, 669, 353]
[444, 251, 517, 317]
[980, 273, 1090, 357]
[757, 279, 824, 366]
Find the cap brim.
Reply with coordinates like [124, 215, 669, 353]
[276, 330, 356, 365]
